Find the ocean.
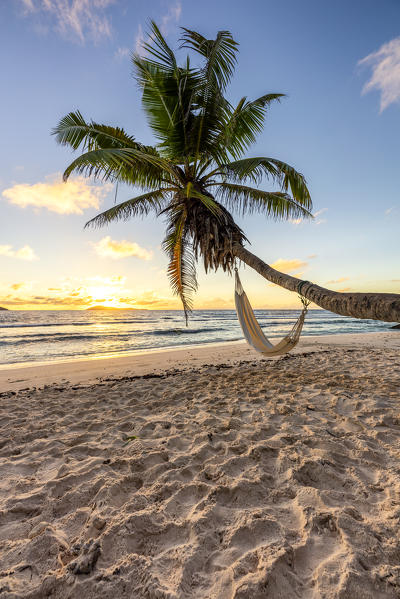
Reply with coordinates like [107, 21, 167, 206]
[0, 309, 392, 367]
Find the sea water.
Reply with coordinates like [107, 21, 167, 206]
[0, 309, 391, 366]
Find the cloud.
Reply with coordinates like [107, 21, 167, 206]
[0, 279, 179, 309]
[338, 287, 351, 292]
[307, 254, 317, 259]
[86, 274, 126, 286]
[114, 46, 130, 60]
[0, 294, 93, 307]
[135, 23, 144, 54]
[160, 1, 182, 34]
[1, 274, 130, 308]
[385, 206, 398, 217]
[15, 246, 38, 260]
[119, 290, 178, 308]
[0, 244, 38, 261]
[135, 1, 181, 55]
[326, 277, 350, 285]
[313, 208, 328, 225]
[0, 245, 13, 258]
[20, 0, 34, 10]
[270, 258, 308, 274]
[2, 173, 111, 214]
[18, 0, 115, 43]
[92, 236, 152, 260]
[359, 37, 400, 111]
[0, 272, 180, 310]
[10, 282, 34, 292]
[290, 208, 327, 226]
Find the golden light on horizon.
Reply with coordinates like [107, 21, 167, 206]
[85, 285, 120, 306]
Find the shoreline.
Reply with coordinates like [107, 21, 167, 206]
[1, 331, 398, 393]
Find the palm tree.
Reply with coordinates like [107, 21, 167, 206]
[53, 23, 400, 323]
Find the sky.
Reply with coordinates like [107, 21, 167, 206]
[0, 0, 399, 311]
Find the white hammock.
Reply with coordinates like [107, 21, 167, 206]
[234, 269, 309, 356]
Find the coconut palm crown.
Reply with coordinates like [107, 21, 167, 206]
[53, 22, 313, 322]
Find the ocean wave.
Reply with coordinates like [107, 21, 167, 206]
[0, 322, 94, 329]
[0, 327, 229, 346]
[0, 333, 130, 346]
[0, 309, 387, 366]
[149, 327, 226, 336]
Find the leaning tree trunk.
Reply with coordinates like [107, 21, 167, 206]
[233, 244, 400, 323]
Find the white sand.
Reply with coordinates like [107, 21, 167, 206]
[1, 332, 400, 598]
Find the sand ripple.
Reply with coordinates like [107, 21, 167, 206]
[1, 348, 400, 598]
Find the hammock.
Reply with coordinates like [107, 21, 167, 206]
[234, 269, 309, 356]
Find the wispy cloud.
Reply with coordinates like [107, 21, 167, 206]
[326, 276, 350, 285]
[290, 208, 327, 226]
[135, 23, 144, 54]
[114, 46, 130, 60]
[0, 244, 38, 261]
[17, 0, 115, 43]
[135, 1, 181, 56]
[160, 0, 182, 34]
[270, 258, 308, 274]
[119, 290, 177, 308]
[384, 206, 398, 217]
[313, 208, 328, 225]
[2, 173, 111, 215]
[10, 282, 34, 291]
[359, 37, 400, 111]
[92, 236, 152, 260]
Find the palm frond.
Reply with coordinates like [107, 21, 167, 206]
[213, 182, 313, 219]
[62, 147, 178, 189]
[180, 28, 238, 90]
[84, 188, 172, 228]
[267, 158, 312, 209]
[162, 208, 197, 324]
[180, 29, 236, 165]
[218, 94, 285, 160]
[133, 55, 202, 161]
[52, 111, 144, 152]
[141, 20, 177, 70]
[189, 188, 222, 218]
[220, 157, 312, 209]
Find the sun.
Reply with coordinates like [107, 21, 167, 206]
[86, 285, 122, 307]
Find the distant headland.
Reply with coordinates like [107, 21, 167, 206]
[0, 307, 9, 311]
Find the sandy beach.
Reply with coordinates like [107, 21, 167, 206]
[1, 332, 400, 598]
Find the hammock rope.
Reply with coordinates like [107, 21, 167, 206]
[234, 269, 309, 356]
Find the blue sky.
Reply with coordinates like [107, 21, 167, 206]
[0, 0, 399, 310]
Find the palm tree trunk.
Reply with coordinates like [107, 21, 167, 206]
[233, 244, 400, 323]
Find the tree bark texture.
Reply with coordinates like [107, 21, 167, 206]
[233, 244, 400, 323]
